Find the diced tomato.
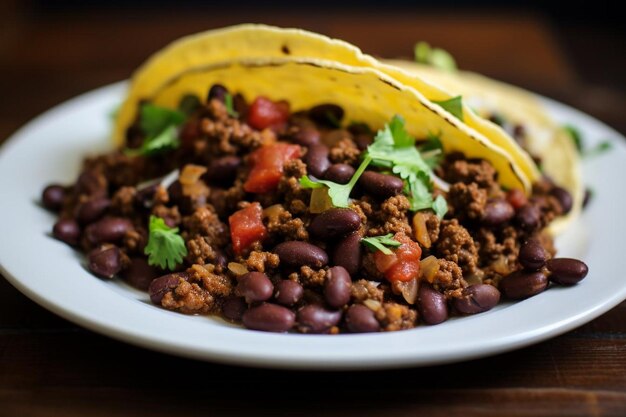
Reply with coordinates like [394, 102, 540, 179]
[229, 202, 267, 255]
[247, 96, 290, 130]
[244, 143, 301, 193]
[373, 233, 422, 282]
[506, 188, 528, 210]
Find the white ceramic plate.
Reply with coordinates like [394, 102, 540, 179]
[1, 82, 625, 370]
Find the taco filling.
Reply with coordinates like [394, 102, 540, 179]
[42, 82, 588, 333]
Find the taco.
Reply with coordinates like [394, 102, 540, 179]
[41, 25, 588, 334]
[383, 60, 582, 234]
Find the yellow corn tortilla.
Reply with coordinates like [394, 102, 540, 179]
[113, 24, 539, 192]
[143, 57, 529, 191]
[384, 61, 582, 234]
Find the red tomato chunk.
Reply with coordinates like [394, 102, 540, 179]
[229, 202, 267, 255]
[247, 96, 290, 130]
[373, 233, 422, 282]
[506, 188, 527, 210]
[244, 143, 301, 193]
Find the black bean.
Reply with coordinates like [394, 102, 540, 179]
[135, 184, 158, 209]
[297, 305, 342, 334]
[76, 198, 110, 225]
[417, 284, 448, 325]
[274, 241, 328, 268]
[309, 104, 344, 128]
[222, 296, 247, 322]
[274, 280, 304, 306]
[242, 303, 295, 333]
[120, 258, 161, 291]
[237, 272, 274, 303]
[213, 249, 228, 269]
[551, 186, 573, 214]
[358, 171, 403, 200]
[500, 270, 548, 299]
[331, 232, 362, 276]
[547, 258, 589, 285]
[324, 163, 355, 184]
[482, 198, 515, 226]
[309, 208, 361, 240]
[52, 219, 80, 246]
[453, 284, 500, 314]
[42, 184, 65, 211]
[88, 245, 123, 279]
[354, 133, 373, 150]
[515, 204, 541, 231]
[518, 240, 547, 271]
[85, 217, 133, 245]
[292, 127, 321, 147]
[149, 272, 189, 304]
[204, 156, 241, 187]
[346, 305, 380, 333]
[324, 266, 352, 308]
[207, 84, 228, 102]
[304, 144, 331, 178]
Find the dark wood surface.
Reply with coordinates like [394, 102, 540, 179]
[1, 7, 625, 416]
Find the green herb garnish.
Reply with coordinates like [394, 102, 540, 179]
[224, 93, 239, 118]
[432, 96, 464, 121]
[361, 234, 402, 255]
[585, 141, 613, 157]
[144, 215, 187, 271]
[365, 115, 447, 217]
[125, 104, 186, 156]
[563, 124, 583, 152]
[418, 132, 444, 168]
[414, 41, 457, 72]
[178, 94, 201, 115]
[299, 155, 372, 208]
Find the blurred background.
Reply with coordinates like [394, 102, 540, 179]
[0, 1, 624, 137]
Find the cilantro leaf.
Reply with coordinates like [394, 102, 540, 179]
[300, 155, 372, 208]
[584, 141, 613, 158]
[432, 195, 448, 219]
[361, 234, 401, 255]
[563, 124, 583, 152]
[224, 93, 240, 118]
[140, 104, 185, 138]
[433, 96, 463, 121]
[144, 215, 187, 271]
[414, 41, 457, 72]
[125, 104, 186, 157]
[418, 132, 444, 168]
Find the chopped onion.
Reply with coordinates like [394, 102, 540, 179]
[412, 212, 432, 248]
[363, 299, 382, 312]
[393, 278, 418, 305]
[262, 204, 283, 220]
[228, 262, 248, 276]
[432, 174, 450, 193]
[491, 256, 510, 275]
[419, 255, 440, 283]
[179, 164, 207, 185]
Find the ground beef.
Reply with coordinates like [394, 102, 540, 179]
[361, 252, 385, 281]
[182, 206, 229, 246]
[153, 185, 169, 206]
[441, 157, 502, 196]
[474, 226, 519, 266]
[186, 236, 217, 265]
[208, 180, 246, 218]
[374, 302, 418, 331]
[435, 219, 479, 275]
[265, 204, 309, 241]
[329, 137, 361, 165]
[111, 186, 137, 216]
[277, 176, 311, 216]
[244, 251, 280, 273]
[289, 266, 326, 288]
[161, 279, 214, 314]
[152, 204, 182, 227]
[123, 228, 147, 254]
[432, 259, 466, 299]
[424, 211, 441, 244]
[367, 195, 412, 236]
[447, 182, 487, 221]
[351, 279, 385, 303]
[199, 100, 268, 156]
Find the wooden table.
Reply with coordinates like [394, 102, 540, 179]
[1, 7, 625, 416]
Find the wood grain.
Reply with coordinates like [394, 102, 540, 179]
[0, 6, 625, 417]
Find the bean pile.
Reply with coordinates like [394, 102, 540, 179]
[41, 85, 589, 334]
